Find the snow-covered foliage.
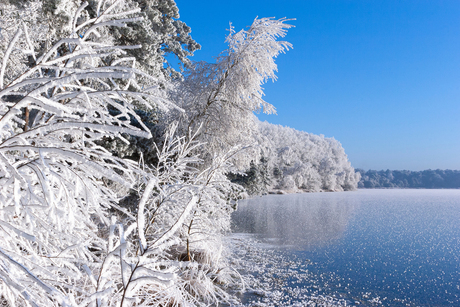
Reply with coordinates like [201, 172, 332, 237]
[81, 125, 243, 307]
[0, 1, 240, 306]
[101, 0, 201, 78]
[357, 168, 460, 189]
[1, 0, 199, 79]
[171, 17, 293, 168]
[0, 0, 361, 304]
[252, 120, 360, 192]
[124, 125, 244, 305]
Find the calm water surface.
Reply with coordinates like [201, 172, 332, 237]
[231, 189, 460, 306]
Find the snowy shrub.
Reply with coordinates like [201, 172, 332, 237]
[83, 124, 243, 307]
[0, 1, 239, 306]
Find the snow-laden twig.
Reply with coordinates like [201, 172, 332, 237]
[0, 28, 23, 90]
[0, 1, 179, 305]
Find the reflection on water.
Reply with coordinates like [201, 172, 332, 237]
[232, 192, 359, 249]
[231, 189, 460, 307]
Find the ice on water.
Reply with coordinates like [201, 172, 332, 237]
[230, 189, 460, 306]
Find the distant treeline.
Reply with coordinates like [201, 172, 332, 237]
[356, 169, 460, 189]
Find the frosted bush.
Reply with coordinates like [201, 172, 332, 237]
[0, 1, 240, 306]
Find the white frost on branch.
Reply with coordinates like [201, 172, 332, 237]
[0, 2, 246, 306]
[171, 17, 293, 168]
[0, 1, 182, 306]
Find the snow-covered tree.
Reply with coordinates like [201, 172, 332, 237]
[356, 169, 460, 189]
[100, 0, 201, 78]
[253, 120, 360, 193]
[1, 0, 199, 79]
[0, 0, 166, 304]
[170, 17, 293, 168]
[228, 156, 271, 195]
[0, 1, 240, 306]
[1, 0, 202, 170]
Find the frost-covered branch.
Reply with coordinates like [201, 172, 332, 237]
[172, 17, 293, 168]
[0, 1, 178, 305]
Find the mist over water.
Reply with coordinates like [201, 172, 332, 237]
[231, 189, 460, 306]
[233, 192, 358, 249]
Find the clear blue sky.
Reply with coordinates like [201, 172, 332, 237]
[174, 0, 460, 171]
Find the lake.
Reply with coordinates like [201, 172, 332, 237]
[230, 189, 460, 306]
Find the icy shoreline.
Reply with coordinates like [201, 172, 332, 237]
[225, 234, 354, 307]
